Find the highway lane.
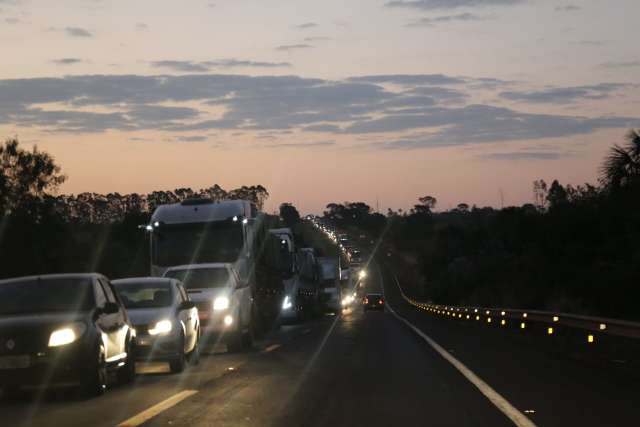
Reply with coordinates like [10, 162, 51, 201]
[379, 261, 640, 427]
[2, 260, 638, 426]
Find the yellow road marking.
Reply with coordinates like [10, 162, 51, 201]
[116, 390, 198, 427]
[262, 344, 281, 353]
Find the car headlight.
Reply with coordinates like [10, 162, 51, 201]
[148, 319, 173, 336]
[358, 270, 367, 279]
[282, 295, 293, 310]
[213, 296, 230, 311]
[48, 323, 86, 347]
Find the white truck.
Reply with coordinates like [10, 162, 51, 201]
[146, 199, 265, 350]
[317, 257, 342, 313]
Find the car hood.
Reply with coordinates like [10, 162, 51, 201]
[126, 308, 175, 327]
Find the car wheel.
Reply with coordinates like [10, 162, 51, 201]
[82, 346, 107, 398]
[117, 339, 136, 385]
[169, 335, 186, 373]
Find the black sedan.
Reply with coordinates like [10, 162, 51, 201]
[112, 278, 200, 373]
[0, 274, 136, 397]
[363, 294, 385, 311]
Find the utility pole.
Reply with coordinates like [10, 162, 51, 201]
[499, 188, 505, 209]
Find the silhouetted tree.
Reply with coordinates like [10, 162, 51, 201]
[0, 138, 66, 215]
[601, 129, 640, 189]
[546, 180, 568, 208]
[279, 203, 300, 227]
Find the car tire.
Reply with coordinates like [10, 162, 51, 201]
[187, 332, 201, 366]
[117, 339, 136, 385]
[169, 335, 186, 373]
[81, 346, 107, 398]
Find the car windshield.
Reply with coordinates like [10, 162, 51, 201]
[153, 223, 243, 266]
[113, 281, 173, 309]
[0, 278, 94, 315]
[164, 268, 230, 290]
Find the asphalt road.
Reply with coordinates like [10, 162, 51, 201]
[1, 262, 638, 427]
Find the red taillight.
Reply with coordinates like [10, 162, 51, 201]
[379, 299, 384, 305]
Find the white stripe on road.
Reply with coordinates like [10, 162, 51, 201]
[384, 273, 537, 427]
[116, 390, 198, 427]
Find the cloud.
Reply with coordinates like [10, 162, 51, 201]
[406, 13, 484, 27]
[4, 17, 19, 24]
[303, 36, 331, 42]
[555, 5, 580, 12]
[150, 60, 209, 72]
[499, 83, 627, 104]
[481, 150, 569, 160]
[385, 0, 525, 10]
[0, 74, 636, 146]
[295, 22, 317, 29]
[51, 58, 83, 65]
[150, 59, 291, 72]
[350, 74, 466, 85]
[275, 44, 314, 52]
[575, 40, 606, 46]
[175, 135, 208, 142]
[65, 27, 92, 38]
[599, 61, 640, 69]
[135, 23, 148, 30]
[265, 140, 335, 148]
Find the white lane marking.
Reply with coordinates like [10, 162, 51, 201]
[116, 390, 198, 427]
[262, 344, 281, 353]
[384, 272, 537, 427]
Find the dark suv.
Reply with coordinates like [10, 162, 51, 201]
[0, 274, 136, 397]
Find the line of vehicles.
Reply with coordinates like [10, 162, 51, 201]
[0, 199, 365, 398]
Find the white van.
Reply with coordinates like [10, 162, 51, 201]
[163, 263, 254, 351]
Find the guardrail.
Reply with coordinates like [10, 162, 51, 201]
[394, 275, 640, 342]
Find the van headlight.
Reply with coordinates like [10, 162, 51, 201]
[282, 295, 293, 310]
[149, 319, 173, 336]
[213, 296, 230, 311]
[48, 323, 86, 347]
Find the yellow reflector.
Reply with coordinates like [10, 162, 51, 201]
[547, 327, 554, 335]
[588, 335, 594, 343]
[520, 322, 526, 329]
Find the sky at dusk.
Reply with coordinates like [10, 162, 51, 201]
[1, 0, 639, 214]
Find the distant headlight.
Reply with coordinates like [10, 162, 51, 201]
[48, 323, 86, 347]
[282, 295, 293, 310]
[213, 296, 230, 311]
[149, 319, 173, 336]
[358, 270, 367, 279]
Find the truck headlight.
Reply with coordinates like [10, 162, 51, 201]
[282, 295, 293, 310]
[48, 323, 86, 347]
[213, 296, 230, 311]
[149, 319, 173, 336]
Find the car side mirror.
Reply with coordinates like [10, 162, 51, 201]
[179, 301, 196, 310]
[102, 302, 120, 314]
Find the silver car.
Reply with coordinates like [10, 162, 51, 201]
[112, 278, 199, 373]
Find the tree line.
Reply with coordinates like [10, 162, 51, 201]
[323, 130, 640, 320]
[0, 138, 270, 279]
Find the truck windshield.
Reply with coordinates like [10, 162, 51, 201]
[154, 223, 243, 266]
[0, 278, 94, 315]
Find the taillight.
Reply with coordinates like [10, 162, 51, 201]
[364, 298, 369, 304]
[380, 299, 384, 305]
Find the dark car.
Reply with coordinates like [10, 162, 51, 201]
[0, 274, 136, 397]
[112, 278, 199, 373]
[363, 294, 384, 311]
